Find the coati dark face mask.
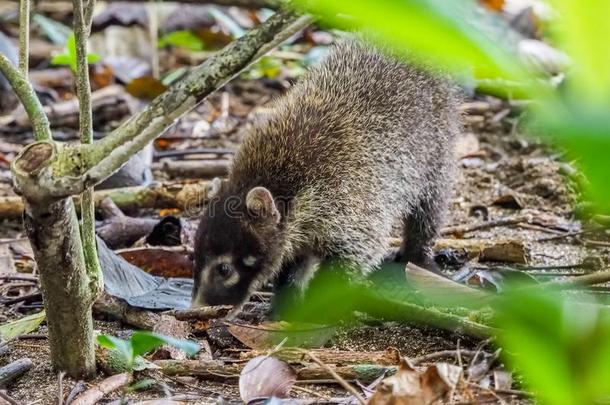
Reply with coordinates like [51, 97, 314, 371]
[191, 181, 283, 308]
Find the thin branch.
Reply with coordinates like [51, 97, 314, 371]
[84, 0, 96, 33]
[18, 0, 30, 75]
[47, 9, 309, 196]
[73, 0, 102, 292]
[0, 54, 51, 141]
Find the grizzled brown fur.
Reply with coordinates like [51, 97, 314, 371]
[192, 39, 460, 308]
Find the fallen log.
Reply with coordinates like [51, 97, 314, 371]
[153, 159, 230, 179]
[96, 198, 158, 249]
[154, 359, 395, 383]
[240, 347, 401, 366]
[0, 181, 210, 219]
[433, 238, 529, 264]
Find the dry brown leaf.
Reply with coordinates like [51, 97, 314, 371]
[239, 355, 297, 403]
[118, 247, 193, 278]
[369, 358, 462, 405]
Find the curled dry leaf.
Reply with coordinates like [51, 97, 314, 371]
[239, 355, 297, 403]
[369, 358, 462, 405]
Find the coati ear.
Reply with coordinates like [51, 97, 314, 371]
[208, 177, 223, 198]
[246, 187, 280, 223]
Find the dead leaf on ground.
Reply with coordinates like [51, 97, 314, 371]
[118, 247, 193, 278]
[239, 355, 297, 403]
[369, 358, 462, 405]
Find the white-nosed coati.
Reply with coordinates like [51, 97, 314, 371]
[192, 38, 460, 309]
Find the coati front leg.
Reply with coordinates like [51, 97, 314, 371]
[271, 254, 320, 318]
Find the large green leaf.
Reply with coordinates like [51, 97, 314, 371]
[0, 311, 45, 341]
[494, 289, 610, 405]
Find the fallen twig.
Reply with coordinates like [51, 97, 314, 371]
[441, 214, 531, 237]
[241, 347, 401, 366]
[166, 305, 233, 321]
[0, 358, 33, 388]
[543, 269, 610, 289]
[154, 148, 235, 159]
[152, 160, 231, 179]
[70, 372, 131, 405]
[410, 349, 482, 365]
[0, 181, 210, 219]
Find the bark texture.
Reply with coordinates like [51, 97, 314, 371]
[23, 198, 97, 378]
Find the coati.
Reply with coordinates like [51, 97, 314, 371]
[192, 38, 460, 309]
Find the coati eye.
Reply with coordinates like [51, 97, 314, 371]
[216, 263, 233, 278]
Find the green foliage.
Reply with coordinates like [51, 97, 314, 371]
[97, 331, 200, 370]
[493, 289, 610, 405]
[50, 33, 100, 72]
[158, 31, 205, 51]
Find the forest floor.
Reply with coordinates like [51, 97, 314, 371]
[0, 3, 608, 404]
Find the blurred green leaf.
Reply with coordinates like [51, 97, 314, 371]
[297, 0, 527, 82]
[97, 334, 134, 365]
[159, 30, 205, 51]
[130, 331, 200, 357]
[494, 288, 610, 405]
[534, 102, 610, 213]
[50, 32, 100, 72]
[50, 54, 73, 69]
[550, 0, 610, 103]
[0, 311, 45, 341]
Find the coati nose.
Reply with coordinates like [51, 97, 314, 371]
[216, 263, 233, 278]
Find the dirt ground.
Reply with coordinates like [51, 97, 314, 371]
[1, 15, 608, 404]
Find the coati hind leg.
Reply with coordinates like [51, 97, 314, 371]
[399, 190, 447, 272]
